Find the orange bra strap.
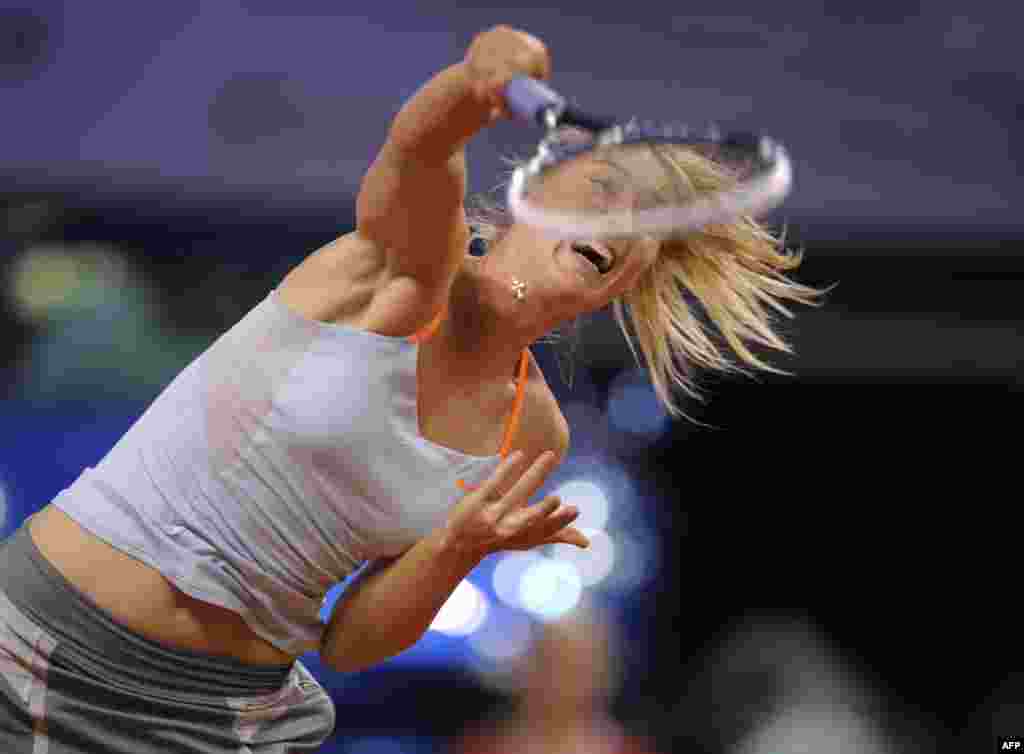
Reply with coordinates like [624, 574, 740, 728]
[406, 306, 529, 493]
[456, 349, 530, 494]
[498, 348, 530, 457]
[406, 308, 447, 345]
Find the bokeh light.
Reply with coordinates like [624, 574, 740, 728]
[0, 476, 8, 536]
[8, 243, 133, 324]
[468, 607, 534, 663]
[491, 551, 544, 608]
[548, 454, 640, 530]
[549, 528, 616, 587]
[517, 558, 583, 621]
[429, 579, 489, 637]
[601, 531, 659, 592]
[550, 479, 610, 530]
[607, 368, 670, 441]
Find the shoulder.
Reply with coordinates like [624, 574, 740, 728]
[549, 392, 571, 461]
[519, 357, 571, 462]
[277, 231, 453, 338]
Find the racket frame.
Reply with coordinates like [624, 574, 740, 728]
[504, 84, 793, 240]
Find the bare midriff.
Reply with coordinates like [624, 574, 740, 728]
[28, 505, 297, 667]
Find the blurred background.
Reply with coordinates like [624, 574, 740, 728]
[1, 2, 1021, 752]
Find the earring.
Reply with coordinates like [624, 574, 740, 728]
[511, 278, 527, 301]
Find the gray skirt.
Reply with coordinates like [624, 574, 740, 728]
[0, 517, 335, 753]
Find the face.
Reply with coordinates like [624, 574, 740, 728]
[495, 147, 668, 319]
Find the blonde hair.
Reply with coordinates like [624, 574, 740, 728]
[468, 144, 827, 419]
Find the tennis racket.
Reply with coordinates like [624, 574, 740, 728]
[501, 77, 793, 241]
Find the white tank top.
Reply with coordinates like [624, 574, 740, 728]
[52, 289, 505, 656]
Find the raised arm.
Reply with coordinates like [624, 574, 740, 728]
[356, 27, 550, 308]
[319, 450, 587, 674]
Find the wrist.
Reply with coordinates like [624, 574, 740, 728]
[427, 525, 489, 571]
[387, 64, 492, 160]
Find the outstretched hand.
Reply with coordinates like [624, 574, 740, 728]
[441, 451, 589, 559]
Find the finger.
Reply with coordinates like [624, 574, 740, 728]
[514, 30, 551, 80]
[499, 451, 560, 512]
[528, 503, 580, 543]
[474, 450, 528, 505]
[545, 526, 590, 549]
[485, 78, 515, 120]
[502, 495, 561, 531]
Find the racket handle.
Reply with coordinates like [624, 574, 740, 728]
[559, 104, 617, 133]
[504, 77, 565, 126]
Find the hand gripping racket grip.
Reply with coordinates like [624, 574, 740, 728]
[503, 77, 565, 126]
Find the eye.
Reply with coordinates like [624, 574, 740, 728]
[589, 176, 621, 195]
[587, 176, 623, 214]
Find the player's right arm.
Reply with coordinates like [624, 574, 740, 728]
[279, 28, 550, 335]
[354, 27, 551, 323]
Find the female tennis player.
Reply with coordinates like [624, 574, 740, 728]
[0, 26, 820, 753]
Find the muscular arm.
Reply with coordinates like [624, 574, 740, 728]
[314, 60, 499, 671]
[357, 28, 550, 310]
[356, 62, 490, 299]
[318, 529, 482, 673]
[281, 28, 548, 332]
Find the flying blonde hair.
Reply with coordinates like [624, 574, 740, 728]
[468, 143, 827, 419]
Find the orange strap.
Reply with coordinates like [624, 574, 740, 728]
[407, 308, 529, 493]
[406, 308, 446, 345]
[498, 348, 530, 458]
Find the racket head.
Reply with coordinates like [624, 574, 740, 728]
[506, 121, 792, 241]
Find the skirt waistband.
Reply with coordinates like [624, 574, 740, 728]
[0, 516, 294, 697]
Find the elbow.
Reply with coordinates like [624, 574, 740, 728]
[319, 637, 420, 675]
[319, 652, 363, 675]
[319, 645, 371, 675]
[318, 633, 358, 674]
[317, 644, 340, 673]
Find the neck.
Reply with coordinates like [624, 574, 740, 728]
[433, 257, 555, 384]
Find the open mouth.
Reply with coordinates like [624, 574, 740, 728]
[571, 242, 614, 274]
